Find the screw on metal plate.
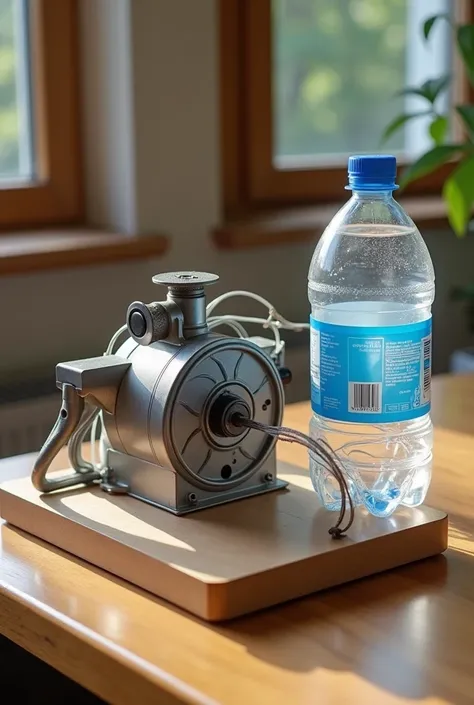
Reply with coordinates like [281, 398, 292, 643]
[187, 492, 198, 504]
[100, 472, 130, 495]
[263, 472, 274, 483]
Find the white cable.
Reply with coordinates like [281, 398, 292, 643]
[208, 318, 248, 337]
[206, 290, 310, 332]
[106, 324, 128, 355]
[267, 320, 282, 355]
[206, 290, 276, 316]
[209, 314, 283, 356]
[90, 413, 100, 469]
[206, 313, 283, 328]
[206, 290, 308, 361]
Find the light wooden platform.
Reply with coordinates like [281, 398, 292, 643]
[0, 462, 447, 621]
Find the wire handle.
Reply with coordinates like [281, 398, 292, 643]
[233, 415, 355, 538]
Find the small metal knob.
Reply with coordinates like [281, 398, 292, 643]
[129, 311, 146, 338]
[126, 301, 170, 345]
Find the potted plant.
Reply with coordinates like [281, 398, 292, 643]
[383, 13, 474, 365]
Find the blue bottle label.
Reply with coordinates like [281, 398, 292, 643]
[310, 317, 432, 423]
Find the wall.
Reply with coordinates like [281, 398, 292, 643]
[0, 0, 472, 391]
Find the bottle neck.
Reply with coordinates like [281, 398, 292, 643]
[351, 189, 394, 201]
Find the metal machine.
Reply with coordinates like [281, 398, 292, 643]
[32, 272, 291, 514]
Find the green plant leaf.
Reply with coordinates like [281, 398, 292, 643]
[456, 105, 474, 139]
[400, 145, 462, 189]
[429, 116, 448, 145]
[397, 75, 450, 104]
[442, 157, 474, 237]
[458, 25, 474, 86]
[381, 111, 431, 144]
[423, 14, 450, 41]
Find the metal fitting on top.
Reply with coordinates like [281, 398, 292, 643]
[127, 271, 219, 346]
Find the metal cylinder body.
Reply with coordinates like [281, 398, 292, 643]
[103, 333, 284, 492]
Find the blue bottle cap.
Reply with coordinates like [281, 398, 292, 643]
[347, 154, 398, 191]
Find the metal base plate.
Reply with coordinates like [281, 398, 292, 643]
[106, 448, 286, 515]
[108, 479, 289, 516]
[0, 461, 448, 621]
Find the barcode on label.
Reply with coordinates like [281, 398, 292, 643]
[311, 327, 321, 388]
[422, 334, 431, 404]
[349, 382, 382, 413]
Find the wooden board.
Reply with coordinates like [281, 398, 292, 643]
[0, 461, 447, 622]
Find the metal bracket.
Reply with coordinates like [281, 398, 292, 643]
[32, 356, 131, 493]
[159, 299, 185, 345]
[56, 355, 131, 413]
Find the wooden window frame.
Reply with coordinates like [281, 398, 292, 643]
[0, 0, 82, 230]
[220, 0, 465, 215]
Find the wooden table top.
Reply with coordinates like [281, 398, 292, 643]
[0, 374, 473, 705]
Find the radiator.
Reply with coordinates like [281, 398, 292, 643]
[0, 380, 60, 459]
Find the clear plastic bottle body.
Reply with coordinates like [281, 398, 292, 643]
[309, 191, 435, 517]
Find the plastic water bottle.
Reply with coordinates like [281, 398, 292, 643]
[308, 155, 434, 518]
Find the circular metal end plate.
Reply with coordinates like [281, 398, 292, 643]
[168, 340, 283, 491]
[152, 272, 219, 287]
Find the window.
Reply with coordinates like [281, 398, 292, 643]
[0, 0, 81, 228]
[0, 0, 33, 180]
[221, 0, 465, 212]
